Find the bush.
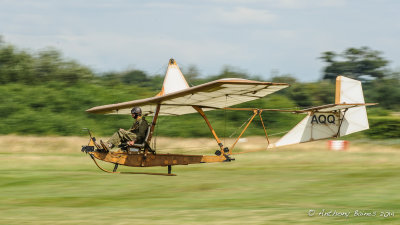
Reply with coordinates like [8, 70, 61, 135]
[365, 116, 400, 139]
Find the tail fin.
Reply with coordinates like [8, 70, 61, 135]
[336, 76, 369, 136]
[272, 76, 369, 148]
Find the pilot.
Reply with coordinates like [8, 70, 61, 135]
[102, 107, 149, 150]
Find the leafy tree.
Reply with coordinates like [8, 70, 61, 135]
[0, 42, 94, 85]
[99, 69, 163, 91]
[182, 64, 201, 86]
[270, 75, 334, 107]
[98, 71, 123, 86]
[34, 48, 94, 84]
[0, 44, 34, 84]
[320, 46, 389, 81]
[364, 75, 400, 110]
[121, 70, 149, 85]
[271, 75, 298, 84]
[209, 66, 249, 80]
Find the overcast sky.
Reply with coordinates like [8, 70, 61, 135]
[1, 0, 399, 81]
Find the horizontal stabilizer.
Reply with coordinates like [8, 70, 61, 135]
[272, 112, 340, 147]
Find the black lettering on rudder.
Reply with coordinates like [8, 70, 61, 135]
[318, 115, 326, 123]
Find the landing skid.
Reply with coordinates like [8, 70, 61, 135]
[89, 154, 176, 176]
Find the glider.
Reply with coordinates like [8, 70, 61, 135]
[81, 58, 376, 175]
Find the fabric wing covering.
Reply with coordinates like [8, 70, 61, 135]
[86, 79, 289, 116]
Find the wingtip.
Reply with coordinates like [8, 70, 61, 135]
[86, 107, 103, 114]
[86, 108, 96, 114]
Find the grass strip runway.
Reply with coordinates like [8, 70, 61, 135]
[0, 136, 399, 224]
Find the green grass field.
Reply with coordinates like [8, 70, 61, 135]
[1, 136, 399, 224]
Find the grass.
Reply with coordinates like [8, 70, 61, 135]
[0, 135, 399, 224]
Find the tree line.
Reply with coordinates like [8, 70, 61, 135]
[0, 39, 398, 138]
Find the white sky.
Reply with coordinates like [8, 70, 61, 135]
[1, 0, 399, 81]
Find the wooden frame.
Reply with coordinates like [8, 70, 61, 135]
[83, 104, 230, 175]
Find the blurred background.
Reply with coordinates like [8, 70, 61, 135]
[0, 37, 398, 138]
[0, 1, 399, 224]
[1, 0, 399, 139]
[0, 1, 399, 138]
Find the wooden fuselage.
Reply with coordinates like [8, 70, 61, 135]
[90, 150, 228, 167]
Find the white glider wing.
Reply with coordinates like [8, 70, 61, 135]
[87, 59, 289, 116]
[87, 79, 289, 116]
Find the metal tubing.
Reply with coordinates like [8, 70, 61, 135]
[143, 104, 161, 166]
[147, 104, 161, 143]
[258, 111, 270, 146]
[336, 109, 348, 137]
[230, 110, 258, 152]
[224, 107, 302, 113]
[193, 106, 224, 151]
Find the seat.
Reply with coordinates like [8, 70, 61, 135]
[119, 126, 155, 153]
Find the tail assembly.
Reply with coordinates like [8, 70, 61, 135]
[272, 76, 374, 148]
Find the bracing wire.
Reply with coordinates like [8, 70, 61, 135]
[148, 103, 304, 152]
[228, 112, 255, 138]
[267, 130, 291, 137]
[224, 95, 227, 146]
[152, 114, 157, 151]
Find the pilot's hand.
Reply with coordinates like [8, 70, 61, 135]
[127, 141, 135, 146]
[119, 128, 125, 131]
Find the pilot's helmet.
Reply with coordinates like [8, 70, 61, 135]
[131, 107, 142, 116]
